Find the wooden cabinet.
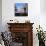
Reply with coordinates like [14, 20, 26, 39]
[7, 23, 34, 46]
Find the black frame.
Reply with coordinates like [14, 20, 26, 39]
[15, 3, 28, 16]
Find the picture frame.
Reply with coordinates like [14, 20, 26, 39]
[15, 3, 28, 16]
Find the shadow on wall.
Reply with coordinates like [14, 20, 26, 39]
[40, 0, 46, 13]
[0, 0, 2, 32]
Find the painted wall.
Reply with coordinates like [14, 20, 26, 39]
[2, 0, 40, 31]
[2, 0, 46, 46]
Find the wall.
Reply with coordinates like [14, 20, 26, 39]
[40, 0, 46, 32]
[2, 0, 40, 31]
[2, 0, 46, 46]
[0, 0, 2, 32]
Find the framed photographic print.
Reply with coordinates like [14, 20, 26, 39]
[15, 3, 28, 16]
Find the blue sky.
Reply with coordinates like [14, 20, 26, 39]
[15, 3, 26, 9]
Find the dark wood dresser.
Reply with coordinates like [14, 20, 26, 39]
[7, 23, 34, 46]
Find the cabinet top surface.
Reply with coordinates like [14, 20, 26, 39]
[7, 23, 34, 25]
